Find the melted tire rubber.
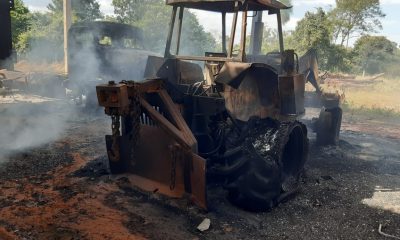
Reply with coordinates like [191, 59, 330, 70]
[224, 120, 309, 212]
[316, 107, 343, 145]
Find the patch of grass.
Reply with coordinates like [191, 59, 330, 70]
[342, 102, 400, 119]
[329, 77, 400, 119]
[347, 79, 399, 107]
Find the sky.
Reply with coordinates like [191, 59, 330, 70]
[23, 0, 400, 45]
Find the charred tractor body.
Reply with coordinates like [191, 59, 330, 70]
[96, 0, 342, 211]
[67, 21, 155, 106]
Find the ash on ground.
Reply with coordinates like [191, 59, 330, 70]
[0, 99, 399, 239]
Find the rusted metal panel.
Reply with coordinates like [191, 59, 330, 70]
[99, 80, 207, 209]
[140, 97, 190, 149]
[215, 62, 252, 88]
[279, 74, 305, 115]
[133, 101, 207, 208]
[217, 62, 280, 121]
[133, 78, 164, 93]
[124, 125, 207, 208]
[131, 125, 186, 196]
[96, 83, 130, 115]
[190, 153, 207, 209]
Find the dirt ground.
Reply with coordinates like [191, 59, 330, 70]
[0, 101, 399, 240]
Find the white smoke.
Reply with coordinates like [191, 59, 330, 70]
[0, 21, 155, 161]
[0, 100, 74, 161]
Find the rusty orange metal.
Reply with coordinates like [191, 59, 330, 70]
[96, 79, 207, 209]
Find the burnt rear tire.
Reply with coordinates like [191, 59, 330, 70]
[224, 121, 308, 211]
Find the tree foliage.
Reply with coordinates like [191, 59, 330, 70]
[10, 0, 31, 47]
[330, 0, 385, 47]
[112, 0, 216, 55]
[179, 10, 217, 56]
[291, 8, 333, 69]
[290, 8, 355, 72]
[112, 0, 159, 24]
[12, 0, 398, 75]
[14, 0, 102, 61]
[260, 28, 293, 54]
[48, 0, 103, 21]
[16, 12, 64, 61]
[353, 35, 397, 74]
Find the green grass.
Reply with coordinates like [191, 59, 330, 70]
[322, 76, 400, 119]
[342, 102, 400, 119]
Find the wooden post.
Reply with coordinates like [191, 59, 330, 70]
[63, 0, 72, 74]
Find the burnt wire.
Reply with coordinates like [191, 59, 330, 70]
[199, 127, 225, 158]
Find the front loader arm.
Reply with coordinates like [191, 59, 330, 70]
[299, 49, 321, 93]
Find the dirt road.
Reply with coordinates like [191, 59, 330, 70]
[0, 103, 399, 239]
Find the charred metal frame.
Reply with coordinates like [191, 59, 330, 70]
[164, 0, 288, 63]
[95, 0, 343, 211]
[97, 79, 207, 208]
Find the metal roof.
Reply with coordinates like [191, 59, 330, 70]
[165, 0, 290, 12]
[69, 21, 143, 40]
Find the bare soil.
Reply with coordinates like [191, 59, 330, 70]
[0, 102, 399, 240]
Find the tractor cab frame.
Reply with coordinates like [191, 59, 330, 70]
[164, 0, 289, 63]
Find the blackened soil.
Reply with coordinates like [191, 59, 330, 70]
[0, 109, 399, 239]
[0, 144, 73, 181]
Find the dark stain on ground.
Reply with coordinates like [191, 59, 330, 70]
[70, 155, 109, 179]
[1, 114, 400, 239]
[0, 144, 73, 181]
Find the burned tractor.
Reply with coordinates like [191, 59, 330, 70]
[96, 0, 342, 211]
[67, 21, 156, 106]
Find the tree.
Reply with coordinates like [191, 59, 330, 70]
[112, 0, 217, 55]
[112, 0, 160, 24]
[330, 0, 385, 47]
[15, 0, 103, 60]
[353, 35, 397, 74]
[291, 8, 352, 72]
[47, 0, 102, 21]
[16, 11, 64, 61]
[179, 10, 217, 56]
[292, 8, 331, 63]
[10, 0, 31, 47]
[260, 28, 294, 54]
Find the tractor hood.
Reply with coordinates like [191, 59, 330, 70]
[215, 62, 278, 89]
